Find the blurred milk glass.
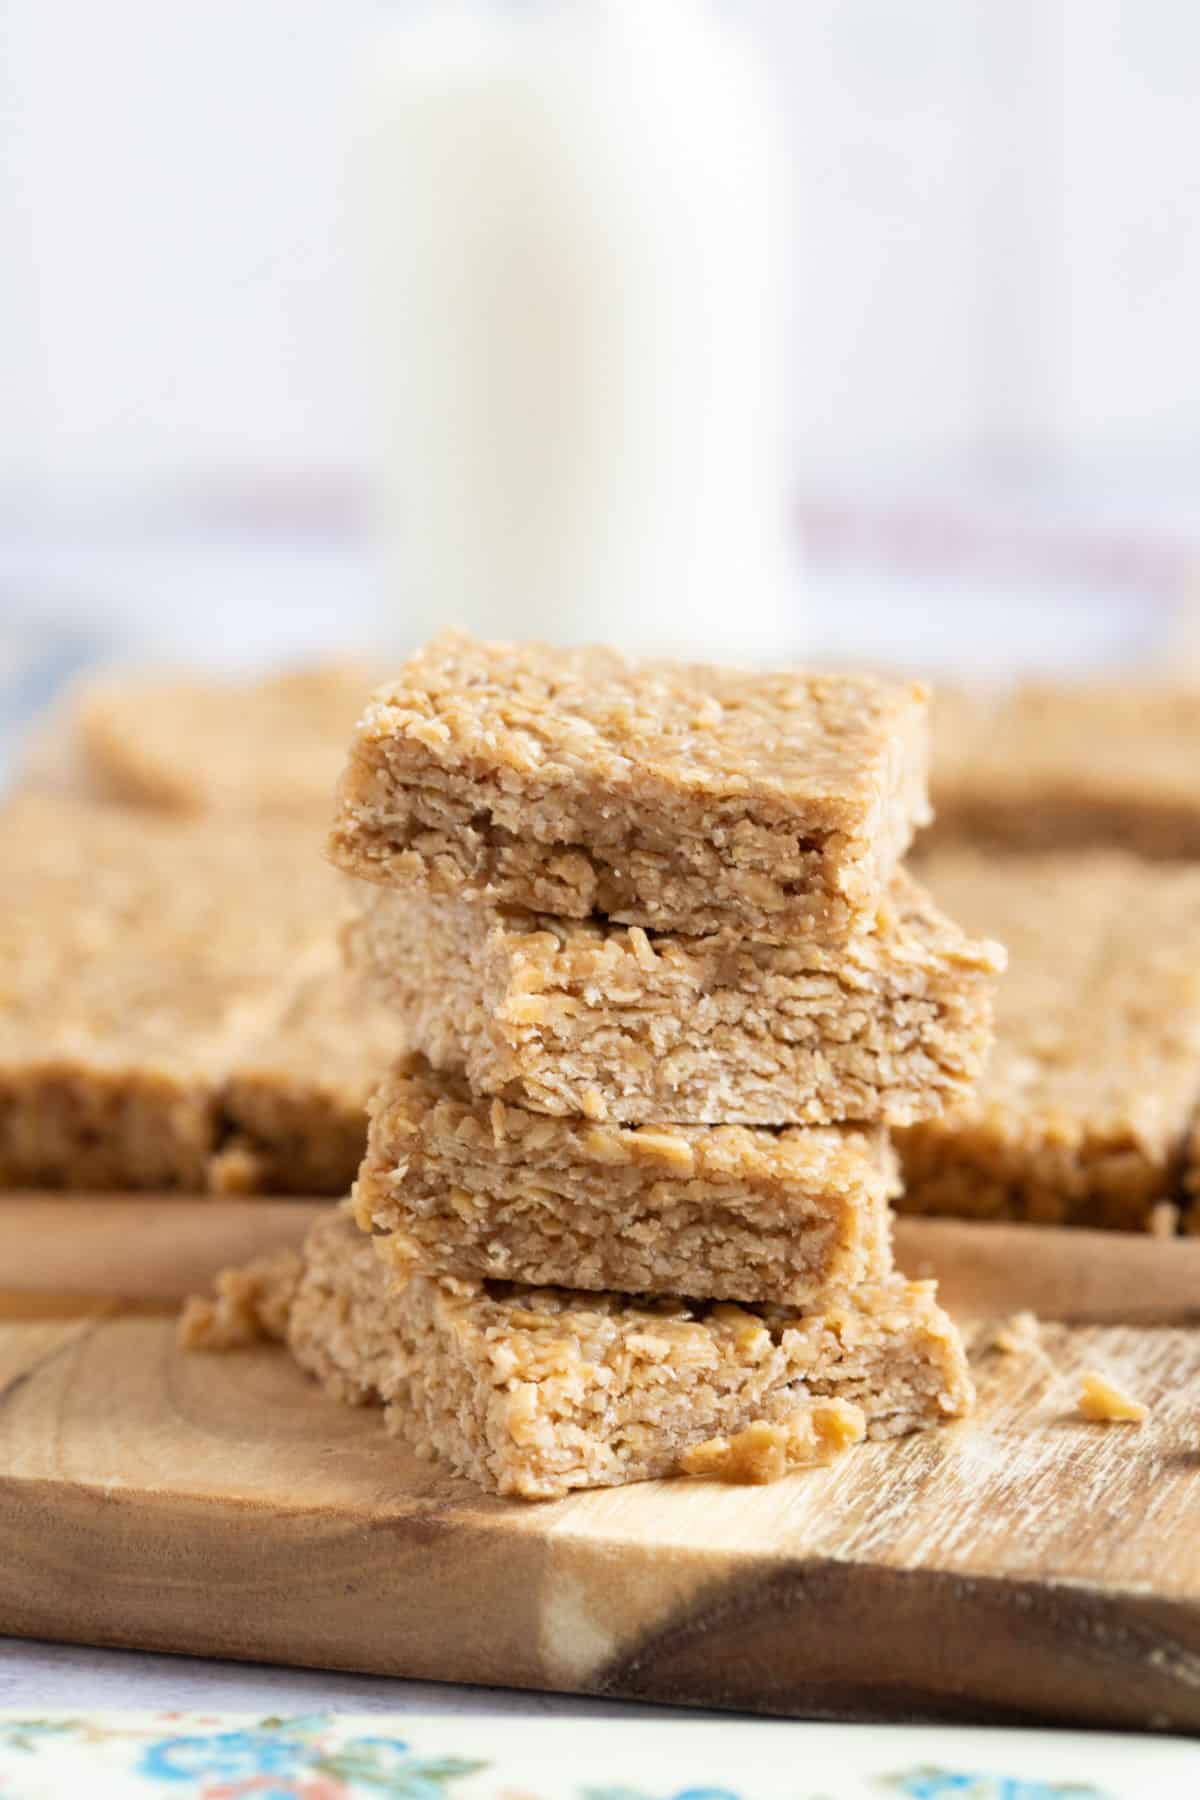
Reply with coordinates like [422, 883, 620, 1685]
[359, 0, 798, 661]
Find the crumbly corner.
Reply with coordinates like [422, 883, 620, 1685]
[678, 1402, 866, 1485]
[177, 1249, 302, 1351]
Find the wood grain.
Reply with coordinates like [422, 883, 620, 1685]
[2, 1309, 1199, 1728]
[5, 1195, 1200, 1323]
[891, 1217, 1200, 1324]
[0, 1197, 326, 1306]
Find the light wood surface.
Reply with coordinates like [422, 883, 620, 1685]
[5, 1191, 1200, 1727]
[4, 1194, 1200, 1323]
[0, 1197, 326, 1305]
[2, 1301, 1200, 1728]
[891, 1216, 1200, 1325]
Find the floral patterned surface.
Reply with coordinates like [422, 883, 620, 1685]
[0, 1712, 1194, 1800]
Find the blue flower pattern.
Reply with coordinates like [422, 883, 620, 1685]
[0, 1715, 1115, 1800]
[889, 1770, 1106, 1800]
[139, 1730, 310, 1783]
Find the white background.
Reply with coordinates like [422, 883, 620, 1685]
[2, 1, 1198, 687]
[3, 0, 1199, 495]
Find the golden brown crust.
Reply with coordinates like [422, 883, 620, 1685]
[329, 629, 931, 939]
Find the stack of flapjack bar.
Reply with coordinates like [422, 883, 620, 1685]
[241, 633, 1006, 1498]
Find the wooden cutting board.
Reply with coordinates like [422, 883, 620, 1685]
[2, 1199, 1200, 1731]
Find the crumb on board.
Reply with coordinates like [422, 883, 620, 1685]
[1148, 1200, 1180, 1239]
[1078, 1369, 1148, 1425]
[991, 1310, 1041, 1355]
[677, 1402, 866, 1485]
[205, 1139, 271, 1197]
[177, 1249, 302, 1351]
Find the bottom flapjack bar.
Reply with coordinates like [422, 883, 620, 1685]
[207, 1207, 972, 1500]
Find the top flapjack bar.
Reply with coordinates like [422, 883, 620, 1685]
[928, 680, 1200, 858]
[329, 630, 932, 939]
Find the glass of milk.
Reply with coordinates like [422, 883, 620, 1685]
[359, 0, 798, 661]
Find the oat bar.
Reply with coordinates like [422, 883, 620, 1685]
[347, 874, 1003, 1127]
[929, 681, 1200, 858]
[0, 798, 398, 1193]
[210, 969, 404, 1196]
[76, 661, 376, 817]
[329, 630, 931, 939]
[355, 1057, 896, 1304]
[288, 1207, 973, 1499]
[899, 849, 1200, 1230]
